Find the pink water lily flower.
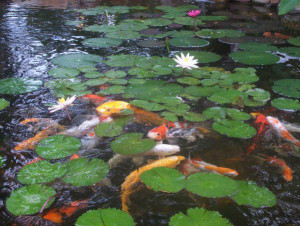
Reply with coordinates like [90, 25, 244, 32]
[187, 9, 201, 18]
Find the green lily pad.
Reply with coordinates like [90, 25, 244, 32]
[232, 181, 276, 208]
[107, 79, 127, 85]
[95, 117, 131, 138]
[208, 90, 243, 104]
[278, 47, 300, 58]
[107, 6, 129, 14]
[104, 70, 126, 78]
[238, 43, 278, 52]
[78, 67, 97, 73]
[0, 78, 42, 95]
[198, 16, 228, 21]
[137, 39, 165, 48]
[230, 52, 280, 65]
[288, 36, 300, 46]
[0, 99, 9, 110]
[245, 88, 270, 102]
[203, 107, 250, 121]
[128, 79, 146, 84]
[167, 104, 190, 116]
[161, 112, 178, 121]
[185, 173, 238, 198]
[106, 30, 141, 40]
[140, 167, 185, 192]
[0, 156, 4, 167]
[85, 78, 107, 86]
[212, 119, 256, 138]
[195, 29, 245, 39]
[129, 6, 148, 10]
[83, 72, 103, 78]
[76, 208, 135, 226]
[271, 98, 300, 111]
[151, 96, 183, 106]
[62, 158, 109, 186]
[36, 135, 81, 160]
[51, 53, 102, 68]
[174, 17, 203, 26]
[169, 38, 209, 47]
[48, 67, 80, 78]
[182, 51, 221, 63]
[83, 38, 122, 48]
[17, 161, 67, 184]
[65, 20, 83, 26]
[118, 20, 148, 31]
[177, 77, 201, 85]
[111, 133, 156, 155]
[272, 79, 300, 98]
[169, 208, 232, 226]
[104, 55, 144, 67]
[170, 30, 195, 38]
[85, 24, 119, 33]
[6, 184, 56, 216]
[183, 112, 206, 122]
[143, 18, 172, 26]
[130, 100, 165, 111]
[99, 85, 126, 95]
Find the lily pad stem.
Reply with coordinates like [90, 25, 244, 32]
[64, 107, 72, 121]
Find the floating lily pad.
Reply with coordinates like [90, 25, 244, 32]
[143, 18, 172, 26]
[0, 99, 9, 110]
[169, 208, 232, 226]
[140, 167, 185, 192]
[0, 78, 42, 95]
[271, 98, 300, 111]
[76, 208, 135, 226]
[85, 24, 119, 33]
[83, 38, 122, 48]
[104, 55, 145, 67]
[288, 36, 300, 46]
[161, 112, 178, 121]
[278, 47, 300, 58]
[48, 67, 80, 78]
[62, 158, 109, 186]
[137, 39, 165, 48]
[238, 43, 278, 52]
[36, 135, 81, 159]
[78, 66, 97, 73]
[167, 104, 190, 116]
[169, 37, 209, 47]
[104, 70, 126, 78]
[106, 30, 141, 40]
[203, 107, 250, 121]
[181, 51, 221, 63]
[128, 79, 145, 84]
[111, 133, 156, 155]
[107, 79, 127, 85]
[85, 78, 107, 86]
[130, 100, 165, 111]
[6, 184, 56, 216]
[65, 20, 83, 26]
[184, 85, 221, 98]
[118, 20, 148, 31]
[245, 88, 270, 102]
[99, 85, 126, 95]
[208, 90, 243, 104]
[198, 16, 228, 21]
[212, 119, 256, 138]
[183, 112, 206, 122]
[174, 17, 203, 26]
[232, 181, 276, 208]
[17, 161, 67, 184]
[272, 79, 300, 98]
[51, 53, 102, 68]
[230, 52, 280, 65]
[170, 30, 195, 38]
[177, 77, 201, 85]
[83, 72, 103, 78]
[196, 29, 245, 39]
[95, 117, 131, 138]
[185, 173, 238, 198]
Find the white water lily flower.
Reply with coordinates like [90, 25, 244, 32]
[48, 95, 76, 113]
[173, 53, 199, 70]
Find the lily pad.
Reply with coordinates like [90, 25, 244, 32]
[288, 36, 300, 46]
[85, 78, 107, 86]
[169, 38, 209, 47]
[130, 100, 165, 111]
[111, 133, 156, 155]
[104, 55, 144, 67]
[185, 173, 238, 198]
[161, 112, 178, 121]
[137, 39, 165, 48]
[169, 208, 232, 226]
[278, 47, 300, 58]
[76, 208, 135, 226]
[231, 181, 276, 208]
[107, 79, 127, 85]
[99, 85, 126, 95]
[167, 104, 190, 116]
[106, 30, 141, 40]
[143, 18, 172, 26]
[0, 99, 9, 110]
[177, 77, 201, 85]
[272, 79, 300, 98]
[174, 17, 203, 26]
[271, 98, 300, 111]
[78, 67, 97, 73]
[83, 72, 103, 78]
[94, 117, 132, 138]
[181, 51, 221, 63]
[62, 158, 109, 186]
[0, 78, 42, 95]
[36, 135, 81, 160]
[118, 20, 148, 31]
[6, 184, 56, 216]
[104, 70, 126, 78]
[140, 167, 185, 192]
[17, 161, 67, 184]
[203, 107, 250, 121]
[195, 29, 245, 39]
[238, 43, 278, 52]
[83, 38, 122, 48]
[212, 119, 256, 138]
[230, 52, 280, 65]
[48, 67, 80, 78]
[208, 90, 243, 104]
[198, 16, 228, 21]
[85, 24, 119, 33]
[183, 112, 206, 122]
[51, 53, 102, 68]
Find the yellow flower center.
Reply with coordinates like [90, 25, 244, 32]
[58, 98, 66, 104]
[184, 58, 189, 62]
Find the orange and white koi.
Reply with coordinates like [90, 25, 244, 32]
[80, 94, 109, 106]
[267, 116, 300, 147]
[96, 101, 133, 116]
[248, 114, 269, 153]
[121, 156, 185, 212]
[180, 157, 238, 177]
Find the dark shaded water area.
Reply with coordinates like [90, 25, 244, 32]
[0, 0, 300, 225]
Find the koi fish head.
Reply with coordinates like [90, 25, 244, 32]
[147, 125, 168, 140]
[283, 167, 293, 181]
[96, 101, 131, 116]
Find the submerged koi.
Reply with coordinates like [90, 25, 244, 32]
[96, 101, 132, 116]
[121, 156, 185, 212]
[248, 114, 269, 153]
[80, 94, 108, 105]
[267, 116, 300, 147]
[263, 32, 291, 40]
[24, 156, 44, 166]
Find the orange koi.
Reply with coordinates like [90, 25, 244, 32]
[20, 118, 39, 125]
[69, 154, 80, 160]
[80, 94, 108, 105]
[121, 156, 185, 212]
[98, 84, 110, 90]
[41, 199, 89, 223]
[263, 32, 291, 40]
[248, 114, 269, 153]
[24, 156, 44, 166]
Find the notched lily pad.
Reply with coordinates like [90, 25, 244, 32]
[196, 29, 245, 39]
[272, 79, 300, 98]
[51, 53, 102, 68]
[271, 98, 300, 111]
[83, 38, 122, 48]
[230, 51, 280, 65]
[0, 78, 42, 95]
[48, 67, 80, 78]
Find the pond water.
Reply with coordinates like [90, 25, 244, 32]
[0, 0, 299, 225]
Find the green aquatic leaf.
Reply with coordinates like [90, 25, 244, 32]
[85, 24, 119, 33]
[78, 66, 97, 73]
[278, 0, 300, 15]
[94, 117, 132, 138]
[137, 39, 165, 48]
[195, 29, 245, 39]
[203, 107, 250, 121]
[212, 119, 256, 138]
[198, 16, 228, 21]
[128, 79, 146, 84]
[106, 30, 141, 40]
[183, 112, 206, 122]
[169, 37, 209, 47]
[107, 79, 127, 85]
[130, 100, 165, 111]
[118, 19, 148, 31]
[48, 67, 80, 78]
[238, 43, 278, 52]
[76, 208, 135, 226]
[174, 17, 203, 26]
[169, 208, 232, 226]
[0, 78, 42, 95]
[104, 70, 126, 78]
[111, 133, 156, 155]
[0, 99, 9, 110]
[85, 78, 107, 86]
[185, 173, 238, 198]
[230, 52, 280, 65]
[232, 181, 276, 208]
[245, 88, 270, 102]
[36, 135, 81, 160]
[0, 156, 4, 167]
[161, 112, 178, 121]
[104, 55, 145, 67]
[51, 53, 102, 68]
[62, 158, 109, 186]
[83, 72, 103, 78]
[181, 51, 221, 63]
[287, 36, 300, 46]
[129, 6, 148, 10]
[177, 77, 201, 85]
[168, 104, 190, 116]
[272, 79, 300, 98]
[6, 184, 56, 216]
[140, 167, 185, 192]
[271, 98, 300, 111]
[143, 18, 172, 26]
[107, 6, 129, 14]
[278, 47, 300, 58]
[83, 38, 122, 48]
[184, 85, 221, 98]
[208, 90, 244, 104]
[17, 161, 67, 184]
[98, 85, 126, 95]
[65, 20, 83, 26]
[170, 30, 195, 38]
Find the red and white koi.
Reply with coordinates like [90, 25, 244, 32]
[80, 94, 109, 106]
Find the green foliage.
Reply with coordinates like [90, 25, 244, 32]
[271, 98, 300, 111]
[203, 107, 250, 121]
[51, 53, 102, 68]
[0, 99, 9, 110]
[169, 38, 209, 47]
[130, 100, 165, 111]
[103, 55, 144, 67]
[230, 52, 280, 65]
[143, 18, 172, 26]
[238, 43, 278, 52]
[272, 79, 300, 98]
[182, 51, 221, 64]
[0, 78, 42, 95]
[95, 117, 132, 137]
[278, 0, 300, 15]
[195, 29, 245, 39]
[48, 67, 80, 78]
[83, 38, 122, 48]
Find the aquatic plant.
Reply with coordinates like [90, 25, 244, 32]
[48, 95, 76, 120]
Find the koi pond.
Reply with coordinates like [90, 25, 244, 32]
[0, 0, 299, 225]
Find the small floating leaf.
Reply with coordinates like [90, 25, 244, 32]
[51, 53, 102, 68]
[196, 29, 245, 39]
[272, 79, 300, 98]
[99, 85, 126, 95]
[104, 55, 144, 67]
[78, 66, 97, 73]
[48, 67, 80, 78]
[6, 184, 56, 216]
[0, 99, 9, 110]
[161, 112, 178, 121]
[130, 100, 165, 111]
[288, 36, 300, 46]
[174, 17, 203, 26]
[177, 77, 201, 85]
[83, 38, 122, 48]
[94, 117, 132, 138]
[278, 47, 300, 58]
[230, 52, 280, 65]
[0, 78, 42, 95]
[143, 18, 172, 26]
[83, 72, 103, 78]
[106, 30, 141, 40]
[169, 37, 209, 47]
[182, 51, 221, 63]
[238, 43, 278, 52]
[271, 98, 300, 111]
[183, 112, 206, 122]
[85, 78, 107, 86]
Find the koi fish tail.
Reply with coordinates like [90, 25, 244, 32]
[20, 118, 39, 125]
[132, 107, 168, 126]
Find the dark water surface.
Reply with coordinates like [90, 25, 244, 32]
[0, 0, 300, 225]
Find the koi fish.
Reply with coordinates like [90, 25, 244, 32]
[98, 84, 110, 90]
[20, 118, 65, 132]
[248, 114, 269, 153]
[80, 94, 108, 106]
[22, 156, 44, 167]
[121, 156, 185, 212]
[69, 153, 80, 160]
[41, 199, 89, 223]
[96, 101, 133, 116]
[267, 116, 300, 147]
[180, 157, 238, 177]
[263, 32, 291, 40]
